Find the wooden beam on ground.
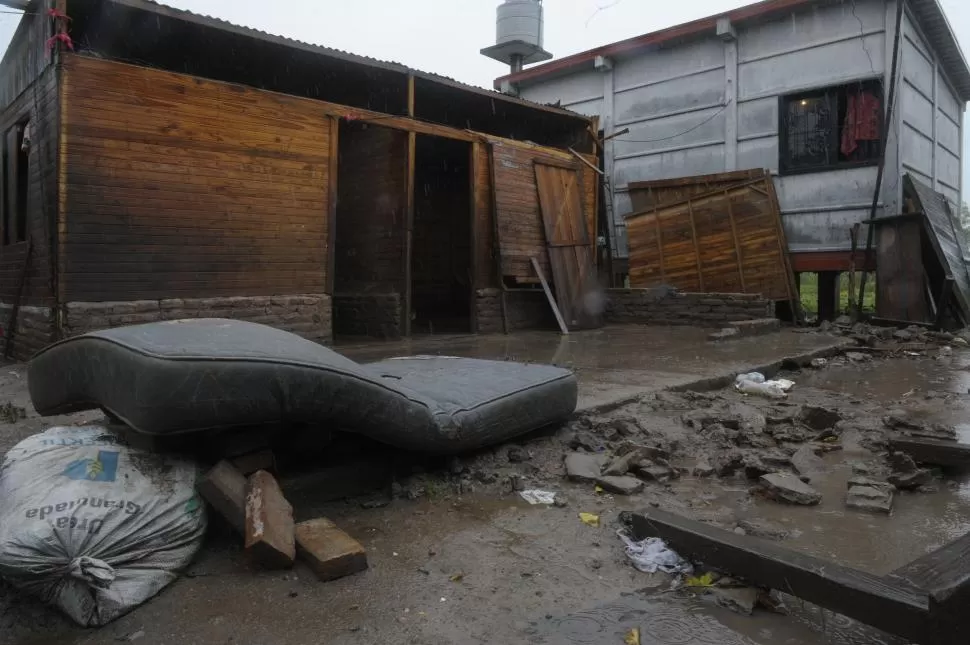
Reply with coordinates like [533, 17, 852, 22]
[629, 509, 930, 643]
[531, 256, 568, 335]
[890, 436, 970, 469]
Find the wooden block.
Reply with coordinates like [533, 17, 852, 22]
[245, 470, 295, 569]
[295, 518, 368, 582]
[197, 460, 247, 534]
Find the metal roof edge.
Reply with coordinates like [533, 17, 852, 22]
[496, 0, 970, 102]
[106, 0, 592, 123]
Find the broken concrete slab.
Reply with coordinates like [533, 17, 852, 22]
[888, 469, 933, 490]
[790, 446, 826, 481]
[198, 460, 247, 534]
[798, 406, 841, 431]
[594, 475, 644, 495]
[245, 470, 295, 569]
[566, 431, 608, 454]
[692, 456, 714, 478]
[634, 461, 677, 483]
[759, 473, 822, 505]
[295, 518, 368, 582]
[742, 453, 773, 480]
[846, 485, 894, 514]
[565, 453, 609, 483]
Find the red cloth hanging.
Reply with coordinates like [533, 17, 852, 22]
[841, 90, 881, 156]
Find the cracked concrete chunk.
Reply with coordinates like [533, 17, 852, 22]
[790, 445, 826, 481]
[846, 485, 893, 514]
[759, 473, 822, 505]
[565, 453, 609, 483]
[710, 587, 760, 615]
[799, 406, 841, 431]
[594, 475, 644, 495]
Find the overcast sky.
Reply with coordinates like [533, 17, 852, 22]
[0, 0, 966, 196]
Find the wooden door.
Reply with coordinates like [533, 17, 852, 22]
[534, 162, 601, 330]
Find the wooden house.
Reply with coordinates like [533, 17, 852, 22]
[0, 0, 598, 359]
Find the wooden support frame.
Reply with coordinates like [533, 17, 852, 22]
[686, 200, 704, 291]
[486, 142, 509, 334]
[725, 194, 746, 292]
[531, 257, 568, 335]
[631, 508, 970, 645]
[326, 115, 339, 297]
[403, 75, 416, 338]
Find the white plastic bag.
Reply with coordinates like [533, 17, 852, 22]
[0, 426, 206, 626]
[618, 531, 693, 574]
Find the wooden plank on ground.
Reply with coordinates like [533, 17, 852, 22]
[629, 509, 930, 643]
[531, 256, 568, 335]
[534, 162, 601, 330]
[890, 436, 970, 468]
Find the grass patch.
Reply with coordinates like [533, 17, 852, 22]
[799, 272, 875, 315]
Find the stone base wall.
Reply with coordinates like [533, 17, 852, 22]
[333, 293, 402, 340]
[0, 304, 55, 361]
[605, 288, 773, 327]
[476, 288, 557, 334]
[63, 294, 332, 343]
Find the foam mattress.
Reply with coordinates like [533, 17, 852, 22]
[27, 319, 577, 454]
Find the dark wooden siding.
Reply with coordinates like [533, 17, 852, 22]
[60, 55, 332, 302]
[0, 66, 58, 310]
[333, 123, 407, 294]
[473, 143, 492, 289]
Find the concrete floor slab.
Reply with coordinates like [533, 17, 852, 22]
[339, 325, 850, 410]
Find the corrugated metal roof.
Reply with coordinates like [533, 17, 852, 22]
[497, 0, 970, 102]
[110, 0, 588, 120]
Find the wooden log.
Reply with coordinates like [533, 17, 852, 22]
[629, 509, 929, 643]
[889, 436, 970, 469]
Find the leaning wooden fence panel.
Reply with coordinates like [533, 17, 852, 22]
[625, 176, 797, 307]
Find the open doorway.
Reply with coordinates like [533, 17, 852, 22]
[410, 135, 472, 334]
[332, 122, 408, 341]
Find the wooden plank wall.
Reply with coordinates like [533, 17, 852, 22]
[0, 66, 57, 308]
[60, 55, 332, 302]
[473, 143, 493, 289]
[333, 123, 408, 294]
[627, 169, 765, 213]
[486, 137, 590, 283]
[627, 179, 792, 300]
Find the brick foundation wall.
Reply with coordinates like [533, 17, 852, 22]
[0, 304, 55, 361]
[476, 289, 557, 333]
[333, 293, 402, 340]
[63, 294, 332, 343]
[605, 288, 773, 327]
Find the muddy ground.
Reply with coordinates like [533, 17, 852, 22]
[2, 324, 970, 645]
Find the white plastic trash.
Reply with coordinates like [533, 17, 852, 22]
[735, 372, 766, 385]
[735, 379, 788, 399]
[618, 531, 693, 574]
[0, 426, 206, 626]
[519, 490, 558, 505]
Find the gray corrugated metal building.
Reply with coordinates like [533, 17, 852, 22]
[496, 0, 969, 279]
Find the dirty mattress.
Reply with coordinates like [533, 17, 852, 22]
[27, 319, 577, 453]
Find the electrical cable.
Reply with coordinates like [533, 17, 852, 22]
[612, 101, 730, 143]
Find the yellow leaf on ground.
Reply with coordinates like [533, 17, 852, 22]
[623, 627, 640, 645]
[579, 512, 600, 528]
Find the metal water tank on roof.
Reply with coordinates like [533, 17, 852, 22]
[497, 0, 544, 49]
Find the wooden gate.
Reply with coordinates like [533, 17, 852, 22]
[533, 162, 601, 330]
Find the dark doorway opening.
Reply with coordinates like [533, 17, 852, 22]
[332, 122, 409, 341]
[410, 135, 472, 335]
